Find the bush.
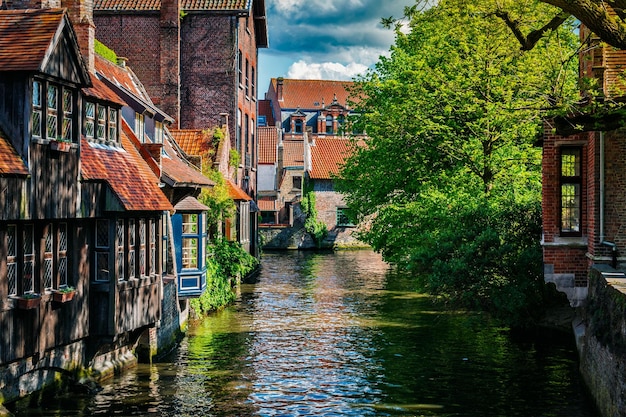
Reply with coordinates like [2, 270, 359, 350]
[190, 238, 258, 315]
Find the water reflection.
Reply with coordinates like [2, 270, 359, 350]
[9, 250, 597, 416]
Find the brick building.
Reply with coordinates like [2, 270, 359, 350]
[258, 78, 366, 248]
[542, 25, 626, 306]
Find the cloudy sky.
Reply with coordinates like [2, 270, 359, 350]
[257, 0, 415, 94]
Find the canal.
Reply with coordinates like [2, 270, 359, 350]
[10, 250, 598, 416]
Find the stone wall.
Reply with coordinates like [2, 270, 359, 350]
[577, 265, 626, 417]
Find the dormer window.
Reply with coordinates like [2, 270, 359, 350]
[32, 79, 77, 143]
[294, 119, 303, 134]
[84, 100, 119, 144]
[325, 115, 333, 134]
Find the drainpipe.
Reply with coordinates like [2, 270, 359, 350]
[599, 131, 618, 268]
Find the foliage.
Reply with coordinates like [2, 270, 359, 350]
[300, 182, 328, 246]
[339, 0, 579, 326]
[198, 169, 235, 234]
[94, 39, 117, 63]
[229, 149, 240, 168]
[190, 238, 258, 315]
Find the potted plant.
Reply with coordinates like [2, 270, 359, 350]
[50, 140, 71, 152]
[52, 286, 76, 303]
[16, 293, 41, 310]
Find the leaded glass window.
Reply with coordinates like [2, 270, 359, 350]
[117, 220, 125, 281]
[560, 147, 582, 235]
[44, 225, 53, 290]
[96, 104, 106, 140]
[47, 85, 58, 139]
[32, 81, 42, 139]
[86, 102, 95, 139]
[7, 225, 17, 296]
[23, 225, 34, 294]
[62, 90, 72, 141]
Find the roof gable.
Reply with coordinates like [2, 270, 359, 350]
[0, 9, 91, 85]
[258, 126, 277, 164]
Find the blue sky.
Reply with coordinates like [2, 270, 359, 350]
[257, 0, 415, 97]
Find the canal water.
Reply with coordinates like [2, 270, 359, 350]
[10, 250, 598, 416]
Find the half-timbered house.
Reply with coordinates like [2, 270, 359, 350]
[0, 8, 173, 402]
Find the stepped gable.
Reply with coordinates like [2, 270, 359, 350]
[81, 119, 172, 211]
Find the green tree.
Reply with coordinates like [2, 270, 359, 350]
[339, 0, 579, 325]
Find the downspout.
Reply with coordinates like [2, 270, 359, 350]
[599, 131, 618, 267]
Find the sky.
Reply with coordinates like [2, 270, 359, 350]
[257, 0, 415, 97]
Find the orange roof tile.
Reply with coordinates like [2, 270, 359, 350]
[271, 79, 356, 110]
[226, 179, 251, 201]
[258, 126, 277, 164]
[0, 9, 65, 72]
[171, 129, 215, 157]
[309, 138, 355, 180]
[94, 0, 250, 11]
[0, 127, 29, 176]
[281, 139, 304, 168]
[81, 120, 173, 212]
[162, 138, 214, 187]
[95, 54, 145, 98]
[82, 75, 126, 106]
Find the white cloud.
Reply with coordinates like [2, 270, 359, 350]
[286, 60, 369, 81]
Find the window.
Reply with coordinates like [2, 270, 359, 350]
[182, 213, 199, 269]
[96, 104, 106, 140]
[62, 90, 73, 141]
[337, 208, 355, 227]
[43, 223, 68, 290]
[108, 108, 117, 143]
[23, 225, 34, 294]
[560, 147, 582, 235]
[95, 219, 110, 282]
[32, 81, 42, 139]
[251, 66, 256, 98]
[135, 112, 145, 142]
[128, 219, 136, 279]
[238, 50, 243, 86]
[139, 219, 146, 277]
[258, 115, 267, 127]
[326, 115, 333, 134]
[237, 109, 242, 154]
[85, 102, 95, 139]
[150, 219, 156, 276]
[32, 79, 76, 142]
[245, 59, 250, 97]
[7, 225, 17, 296]
[155, 121, 163, 144]
[116, 219, 125, 281]
[294, 119, 303, 134]
[293, 176, 302, 190]
[47, 85, 58, 139]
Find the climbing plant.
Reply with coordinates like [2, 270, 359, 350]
[300, 181, 327, 246]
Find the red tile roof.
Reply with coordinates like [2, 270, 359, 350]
[282, 139, 304, 168]
[174, 195, 210, 211]
[171, 129, 215, 157]
[0, 127, 29, 176]
[162, 138, 214, 187]
[95, 54, 145, 98]
[258, 126, 277, 164]
[309, 138, 355, 180]
[226, 179, 251, 201]
[271, 79, 356, 110]
[82, 75, 126, 106]
[81, 120, 173, 212]
[0, 9, 66, 72]
[94, 0, 250, 11]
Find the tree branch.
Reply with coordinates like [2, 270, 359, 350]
[495, 9, 569, 50]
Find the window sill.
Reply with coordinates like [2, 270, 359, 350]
[542, 236, 587, 247]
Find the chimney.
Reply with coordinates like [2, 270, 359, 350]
[62, 0, 95, 73]
[160, 0, 181, 127]
[277, 77, 284, 102]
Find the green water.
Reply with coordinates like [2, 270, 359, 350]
[10, 250, 598, 416]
